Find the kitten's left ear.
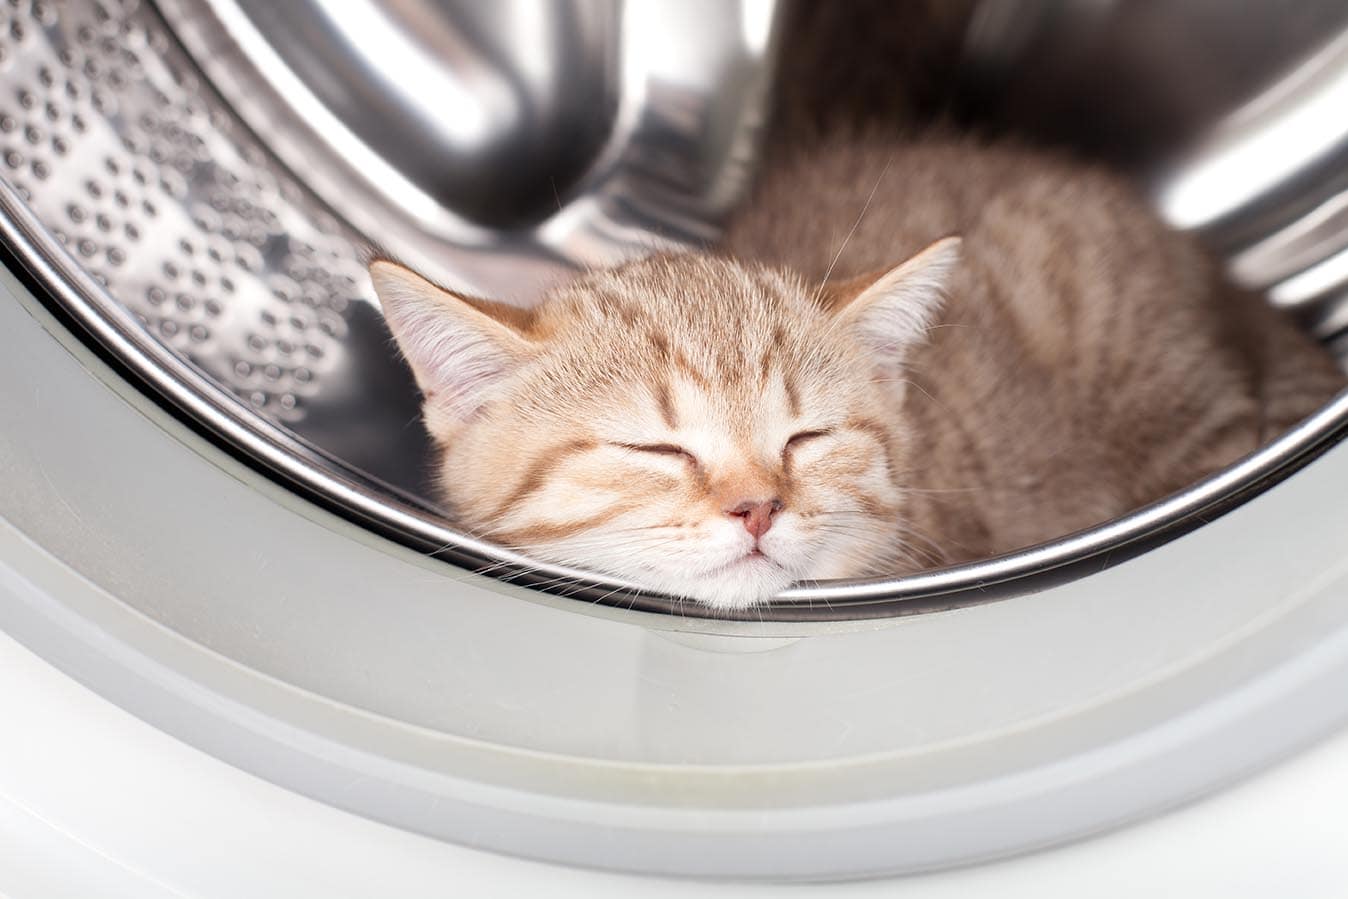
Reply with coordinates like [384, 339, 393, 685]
[369, 259, 533, 434]
[828, 236, 961, 366]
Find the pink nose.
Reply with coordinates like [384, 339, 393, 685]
[727, 499, 782, 539]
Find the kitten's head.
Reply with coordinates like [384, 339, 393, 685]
[371, 238, 958, 609]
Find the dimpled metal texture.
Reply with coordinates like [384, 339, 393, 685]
[0, 0, 428, 494]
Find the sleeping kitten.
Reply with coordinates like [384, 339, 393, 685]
[371, 138, 1345, 609]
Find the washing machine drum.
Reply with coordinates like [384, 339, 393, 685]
[3, 0, 1348, 881]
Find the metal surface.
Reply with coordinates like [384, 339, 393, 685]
[0, 0, 429, 495]
[962, 0, 1348, 339]
[154, 0, 774, 294]
[187, 0, 623, 230]
[2, 0, 1348, 621]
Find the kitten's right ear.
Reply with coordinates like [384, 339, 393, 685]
[826, 236, 961, 368]
[369, 260, 532, 430]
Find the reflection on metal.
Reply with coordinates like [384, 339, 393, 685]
[154, 0, 778, 297]
[2, 0, 1348, 622]
[1154, 31, 1348, 238]
[158, 0, 620, 233]
[1152, 30, 1348, 339]
[963, 0, 1348, 344]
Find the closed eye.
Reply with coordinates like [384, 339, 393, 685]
[785, 429, 833, 453]
[614, 442, 698, 464]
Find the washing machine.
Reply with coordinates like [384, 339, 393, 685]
[4, 0, 1348, 894]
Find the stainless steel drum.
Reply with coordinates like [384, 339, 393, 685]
[10, 1, 1348, 882]
[2, 0, 1347, 622]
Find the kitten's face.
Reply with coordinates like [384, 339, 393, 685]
[373, 241, 957, 609]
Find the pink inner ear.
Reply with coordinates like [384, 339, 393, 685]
[383, 294, 516, 423]
[422, 332, 513, 421]
[370, 260, 531, 424]
[846, 237, 960, 365]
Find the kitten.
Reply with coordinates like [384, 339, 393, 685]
[371, 138, 1345, 609]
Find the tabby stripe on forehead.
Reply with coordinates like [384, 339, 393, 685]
[674, 349, 710, 387]
[648, 332, 670, 361]
[597, 290, 643, 328]
[784, 370, 802, 417]
[654, 379, 678, 428]
[494, 439, 596, 517]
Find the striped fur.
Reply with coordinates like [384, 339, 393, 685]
[374, 137, 1345, 608]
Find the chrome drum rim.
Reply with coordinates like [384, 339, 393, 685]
[2, 0, 1348, 624]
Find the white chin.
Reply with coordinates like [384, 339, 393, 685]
[528, 539, 803, 611]
[651, 557, 796, 611]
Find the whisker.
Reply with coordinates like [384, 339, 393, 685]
[814, 155, 894, 302]
[870, 376, 952, 415]
[897, 485, 988, 495]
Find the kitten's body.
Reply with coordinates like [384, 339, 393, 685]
[373, 138, 1344, 607]
[721, 139, 1345, 562]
